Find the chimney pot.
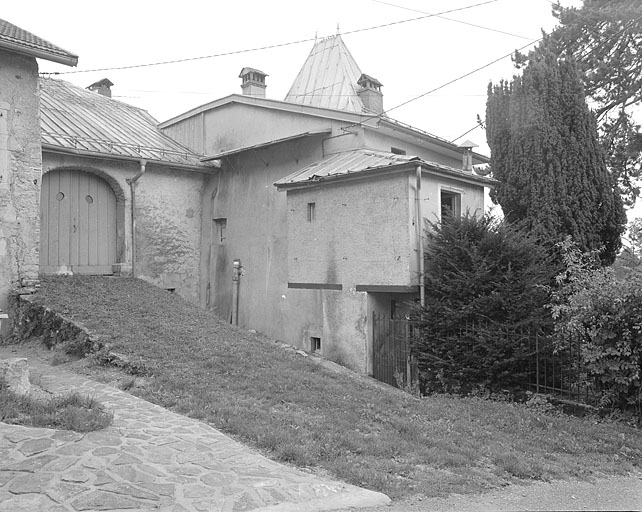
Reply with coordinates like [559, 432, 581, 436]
[239, 67, 268, 98]
[357, 73, 384, 114]
[458, 140, 478, 172]
[86, 78, 114, 98]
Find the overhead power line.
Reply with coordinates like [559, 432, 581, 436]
[372, 0, 535, 40]
[41, 0, 498, 75]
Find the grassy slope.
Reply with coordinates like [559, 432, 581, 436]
[28, 276, 642, 499]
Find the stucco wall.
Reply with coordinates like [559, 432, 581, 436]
[0, 51, 41, 333]
[287, 173, 413, 287]
[199, 135, 325, 336]
[134, 166, 204, 300]
[42, 154, 205, 301]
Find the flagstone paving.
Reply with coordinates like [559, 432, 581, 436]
[0, 349, 390, 512]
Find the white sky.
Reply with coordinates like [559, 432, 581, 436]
[5, 0, 640, 220]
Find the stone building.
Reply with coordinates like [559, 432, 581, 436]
[0, 19, 77, 334]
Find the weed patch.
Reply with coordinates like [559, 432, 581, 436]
[0, 378, 112, 432]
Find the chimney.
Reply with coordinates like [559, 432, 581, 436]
[357, 73, 383, 115]
[458, 140, 478, 173]
[239, 67, 268, 98]
[86, 78, 114, 98]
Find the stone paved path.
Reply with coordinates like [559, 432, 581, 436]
[0, 350, 390, 512]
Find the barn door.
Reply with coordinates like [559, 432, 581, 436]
[40, 169, 117, 275]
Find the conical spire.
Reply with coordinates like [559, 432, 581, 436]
[284, 35, 364, 113]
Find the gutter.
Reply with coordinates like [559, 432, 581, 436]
[41, 144, 218, 173]
[0, 42, 78, 67]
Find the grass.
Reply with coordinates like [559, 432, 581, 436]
[22, 275, 642, 499]
[0, 378, 113, 432]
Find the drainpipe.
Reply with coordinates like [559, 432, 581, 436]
[126, 159, 147, 278]
[231, 259, 242, 326]
[416, 164, 425, 307]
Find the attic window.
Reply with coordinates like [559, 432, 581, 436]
[391, 147, 406, 155]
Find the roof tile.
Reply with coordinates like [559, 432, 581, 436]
[0, 18, 78, 66]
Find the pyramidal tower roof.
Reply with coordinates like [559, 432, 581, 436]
[284, 35, 365, 113]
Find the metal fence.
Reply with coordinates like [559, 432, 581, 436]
[372, 312, 418, 389]
[372, 314, 600, 404]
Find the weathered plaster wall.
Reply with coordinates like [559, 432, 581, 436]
[162, 101, 366, 156]
[0, 52, 41, 334]
[199, 135, 324, 339]
[135, 166, 204, 300]
[42, 153, 205, 301]
[287, 173, 413, 286]
[364, 129, 464, 168]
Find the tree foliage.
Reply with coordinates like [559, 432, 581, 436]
[413, 213, 558, 393]
[529, 0, 642, 206]
[550, 239, 642, 413]
[486, 52, 626, 264]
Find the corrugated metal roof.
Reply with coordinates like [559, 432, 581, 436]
[275, 149, 417, 186]
[0, 18, 78, 66]
[274, 149, 497, 188]
[284, 35, 365, 113]
[40, 78, 206, 168]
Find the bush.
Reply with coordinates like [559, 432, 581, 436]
[550, 239, 642, 414]
[413, 213, 558, 393]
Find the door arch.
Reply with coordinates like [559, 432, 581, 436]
[40, 169, 117, 274]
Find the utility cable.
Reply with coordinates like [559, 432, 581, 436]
[41, 0, 498, 75]
[372, 0, 535, 40]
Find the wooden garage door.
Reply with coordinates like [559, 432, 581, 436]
[40, 169, 117, 274]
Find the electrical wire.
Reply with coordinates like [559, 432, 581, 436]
[41, 0, 498, 75]
[372, 0, 535, 40]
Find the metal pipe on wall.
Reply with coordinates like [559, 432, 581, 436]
[416, 164, 425, 307]
[231, 259, 242, 326]
[126, 159, 146, 278]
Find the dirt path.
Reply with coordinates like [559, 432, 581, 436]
[337, 473, 642, 511]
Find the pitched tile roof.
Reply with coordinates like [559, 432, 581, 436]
[40, 78, 206, 169]
[274, 149, 497, 189]
[284, 35, 365, 113]
[0, 18, 78, 66]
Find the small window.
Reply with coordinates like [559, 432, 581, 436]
[307, 202, 316, 222]
[310, 337, 321, 352]
[441, 191, 461, 219]
[214, 218, 227, 244]
[391, 147, 406, 155]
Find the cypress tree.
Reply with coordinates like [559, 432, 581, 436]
[486, 52, 626, 264]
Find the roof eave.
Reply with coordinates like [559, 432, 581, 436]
[275, 160, 498, 191]
[42, 144, 216, 173]
[0, 41, 78, 66]
[202, 128, 332, 161]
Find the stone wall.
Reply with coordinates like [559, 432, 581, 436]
[0, 51, 42, 335]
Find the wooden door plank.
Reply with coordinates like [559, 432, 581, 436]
[78, 171, 90, 266]
[57, 169, 71, 267]
[39, 172, 50, 268]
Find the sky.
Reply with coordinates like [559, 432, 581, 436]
[5, 0, 640, 220]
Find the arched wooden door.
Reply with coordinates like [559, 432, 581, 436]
[40, 169, 117, 274]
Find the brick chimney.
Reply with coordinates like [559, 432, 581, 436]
[357, 74, 383, 115]
[239, 67, 268, 98]
[86, 78, 113, 98]
[458, 140, 478, 173]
